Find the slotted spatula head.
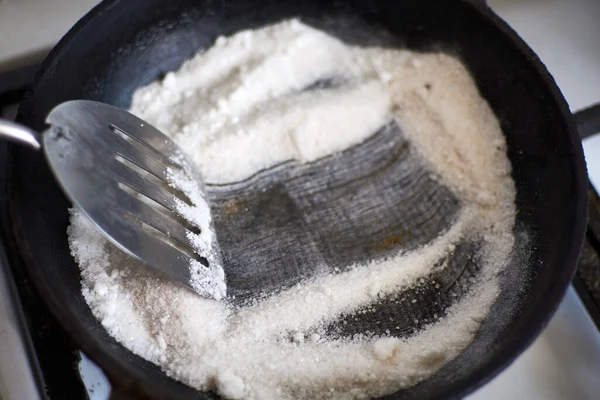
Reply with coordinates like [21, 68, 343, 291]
[42, 100, 225, 300]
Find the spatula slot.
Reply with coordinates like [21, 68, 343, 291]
[110, 123, 170, 159]
[117, 180, 202, 236]
[123, 212, 208, 266]
[114, 154, 194, 209]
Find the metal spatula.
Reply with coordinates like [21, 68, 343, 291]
[0, 100, 225, 300]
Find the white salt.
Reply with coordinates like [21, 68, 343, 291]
[69, 19, 516, 400]
[165, 161, 225, 300]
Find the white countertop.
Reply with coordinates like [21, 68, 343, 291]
[0, 0, 99, 71]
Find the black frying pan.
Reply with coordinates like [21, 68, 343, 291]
[0, 0, 588, 399]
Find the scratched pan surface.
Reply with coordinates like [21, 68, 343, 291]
[1, 0, 586, 399]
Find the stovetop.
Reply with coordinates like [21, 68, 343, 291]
[0, 64, 91, 399]
[2, 1, 600, 399]
[3, 64, 600, 400]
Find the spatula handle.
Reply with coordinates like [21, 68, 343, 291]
[0, 119, 41, 150]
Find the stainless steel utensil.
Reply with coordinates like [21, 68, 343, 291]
[0, 100, 224, 300]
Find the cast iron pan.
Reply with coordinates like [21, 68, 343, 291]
[0, 0, 588, 398]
